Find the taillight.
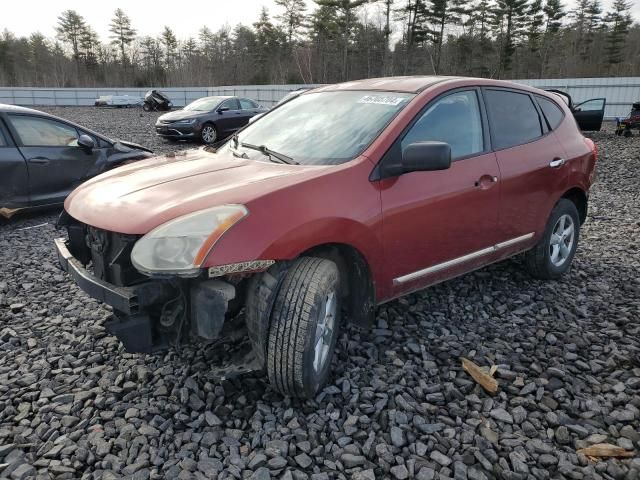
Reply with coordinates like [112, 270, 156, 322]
[584, 137, 597, 162]
[584, 137, 598, 184]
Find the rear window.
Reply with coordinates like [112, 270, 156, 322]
[537, 96, 564, 130]
[484, 89, 543, 150]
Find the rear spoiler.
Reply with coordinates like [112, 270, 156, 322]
[545, 89, 574, 110]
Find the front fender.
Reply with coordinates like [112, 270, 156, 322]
[204, 216, 384, 284]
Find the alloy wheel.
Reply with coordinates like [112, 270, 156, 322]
[313, 291, 337, 372]
[549, 214, 575, 267]
[202, 126, 216, 144]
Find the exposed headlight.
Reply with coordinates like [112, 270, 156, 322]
[174, 118, 196, 124]
[131, 205, 248, 277]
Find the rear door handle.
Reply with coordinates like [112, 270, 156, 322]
[549, 158, 566, 168]
[28, 157, 50, 165]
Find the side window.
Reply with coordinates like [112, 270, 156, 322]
[576, 99, 605, 111]
[0, 128, 6, 147]
[9, 115, 79, 147]
[536, 96, 564, 130]
[402, 90, 484, 160]
[484, 90, 543, 150]
[221, 99, 240, 111]
[239, 99, 257, 110]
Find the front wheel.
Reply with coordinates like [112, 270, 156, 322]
[266, 257, 341, 398]
[142, 102, 152, 112]
[525, 199, 580, 279]
[200, 124, 217, 144]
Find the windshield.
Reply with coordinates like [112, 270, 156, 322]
[184, 96, 225, 112]
[219, 90, 414, 165]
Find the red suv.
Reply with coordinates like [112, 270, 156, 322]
[56, 77, 597, 398]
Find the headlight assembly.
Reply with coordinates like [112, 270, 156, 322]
[174, 118, 196, 124]
[131, 205, 248, 277]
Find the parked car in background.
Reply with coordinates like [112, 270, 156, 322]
[547, 89, 606, 131]
[0, 105, 152, 219]
[155, 96, 267, 144]
[56, 76, 597, 398]
[94, 95, 143, 108]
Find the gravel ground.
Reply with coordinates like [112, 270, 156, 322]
[1, 107, 639, 480]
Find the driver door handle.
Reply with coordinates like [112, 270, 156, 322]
[549, 158, 566, 168]
[28, 157, 50, 165]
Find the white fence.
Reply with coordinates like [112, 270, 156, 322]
[1, 77, 638, 118]
[0, 85, 319, 108]
[513, 77, 640, 119]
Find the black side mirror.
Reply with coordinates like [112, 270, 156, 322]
[402, 141, 451, 172]
[78, 134, 96, 151]
[384, 141, 451, 177]
[217, 107, 230, 114]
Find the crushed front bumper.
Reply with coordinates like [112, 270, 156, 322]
[54, 237, 169, 315]
[54, 237, 242, 358]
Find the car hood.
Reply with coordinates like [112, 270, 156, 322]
[65, 148, 326, 234]
[157, 110, 206, 122]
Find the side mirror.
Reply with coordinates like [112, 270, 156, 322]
[402, 141, 451, 172]
[385, 141, 451, 177]
[78, 134, 96, 151]
[217, 107, 230, 114]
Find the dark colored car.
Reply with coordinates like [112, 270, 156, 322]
[0, 105, 152, 219]
[56, 76, 597, 398]
[155, 96, 267, 144]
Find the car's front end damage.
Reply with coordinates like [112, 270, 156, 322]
[54, 210, 278, 378]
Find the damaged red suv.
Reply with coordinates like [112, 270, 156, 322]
[56, 77, 597, 398]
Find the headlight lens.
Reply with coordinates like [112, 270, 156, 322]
[174, 118, 196, 124]
[131, 205, 248, 276]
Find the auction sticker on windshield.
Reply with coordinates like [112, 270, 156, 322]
[357, 95, 407, 106]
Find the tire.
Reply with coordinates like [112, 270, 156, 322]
[142, 103, 152, 112]
[266, 257, 341, 398]
[623, 129, 633, 138]
[524, 199, 580, 280]
[200, 123, 218, 144]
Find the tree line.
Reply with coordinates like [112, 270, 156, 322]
[0, 0, 638, 88]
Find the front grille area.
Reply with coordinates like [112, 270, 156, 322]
[67, 222, 144, 287]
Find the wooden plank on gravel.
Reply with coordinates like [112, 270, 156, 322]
[461, 358, 498, 395]
[577, 444, 635, 459]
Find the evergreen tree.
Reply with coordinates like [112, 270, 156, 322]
[160, 26, 178, 69]
[315, 0, 369, 80]
[604, 0, 633, 67]
[275, 0, 307, 43]
[493, 0, 529, 77]
[109, 8, 136, 65]
[56, 10, 87, 65]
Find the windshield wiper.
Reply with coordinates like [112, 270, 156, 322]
[240, 142, 298, 165]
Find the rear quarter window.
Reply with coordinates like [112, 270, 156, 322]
[484, 89, 543, 150]
[536, 96, 564, 130]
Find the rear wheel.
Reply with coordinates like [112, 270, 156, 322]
[200, 124, 217, 144]
[266, 257, 341, 398]
[525, 199, 580, 279]
[142, 102, 152, 112]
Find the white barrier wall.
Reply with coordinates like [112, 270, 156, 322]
[0, 85, 320, 108]
[513, 77, 640, 119]
[0, 77, 638, 118]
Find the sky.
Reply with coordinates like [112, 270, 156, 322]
[1, 0, 639, 42]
